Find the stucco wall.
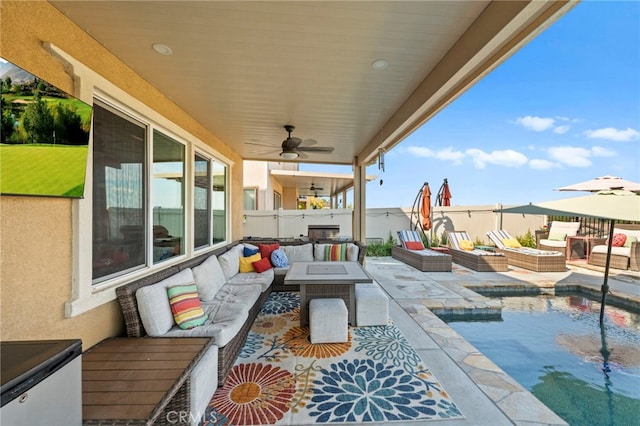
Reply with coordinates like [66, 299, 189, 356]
[0, 1, 243, 349]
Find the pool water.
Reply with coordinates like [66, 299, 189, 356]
[447, 294, 640, 426]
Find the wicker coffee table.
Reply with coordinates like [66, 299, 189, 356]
[284, 261, 373, 326]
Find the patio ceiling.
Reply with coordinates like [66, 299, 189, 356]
[269, 169, 377, 198]
[51, 1, 577, 166]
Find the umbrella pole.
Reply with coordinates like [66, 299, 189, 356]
[599, 219, 615, 325]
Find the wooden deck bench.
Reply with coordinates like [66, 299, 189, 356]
[82, 337, 216, 426]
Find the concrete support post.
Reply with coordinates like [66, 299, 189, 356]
[352, 161, 366, 241]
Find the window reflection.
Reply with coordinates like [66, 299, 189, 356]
[194, 153, 210, 249]
[152, 130, 185, 263]
[212, 162, 226, 243]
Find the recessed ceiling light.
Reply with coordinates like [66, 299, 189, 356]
[152, 43, 173, 56]
[371, 59, 388, 70]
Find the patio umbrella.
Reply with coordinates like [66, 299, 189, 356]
[556, 175, 640, 193]
[420, 183, 432, 230]
[497, 190, 640, 324]
[436, 178, 452, 206]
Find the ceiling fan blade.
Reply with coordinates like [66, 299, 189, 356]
[299, 138, 318, 147]
[297, 146, 334, 153]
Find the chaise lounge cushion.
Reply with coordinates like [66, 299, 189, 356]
[136, 268, 195, 336]
[192, 254, 226, 302]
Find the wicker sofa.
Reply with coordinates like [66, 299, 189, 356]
[116, 242, 274, 388]
[588, 226, 640, 271]
[241, 238, 367, 291]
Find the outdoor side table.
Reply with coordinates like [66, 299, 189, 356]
[82, 337, 213, 425]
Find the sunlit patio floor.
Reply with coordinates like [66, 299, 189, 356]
[362, 256, 640, 426]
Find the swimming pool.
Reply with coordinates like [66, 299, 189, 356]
[447, 293, 640, 426]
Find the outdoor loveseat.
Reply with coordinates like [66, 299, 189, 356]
[588, 226, 640, 271]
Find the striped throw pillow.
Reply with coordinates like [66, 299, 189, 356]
[325, 243, 347, 261]
[167, 283, 208, 330]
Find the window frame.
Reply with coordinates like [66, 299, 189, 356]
[243, 187, 258, 210]
[66, 94, 233, 317]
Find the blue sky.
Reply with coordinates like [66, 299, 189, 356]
[302, 1, 640, 208]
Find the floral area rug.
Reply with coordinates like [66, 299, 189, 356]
[202, 292, 463, 425]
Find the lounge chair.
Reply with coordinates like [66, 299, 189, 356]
[487, 230, 566, 272]
[445, 230, 508, 272]
[391, 230, 452, 272]
[537, 221, 580, 257]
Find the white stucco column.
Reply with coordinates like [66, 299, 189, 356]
[352, 161, 366, 241]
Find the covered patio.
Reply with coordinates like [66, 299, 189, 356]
[1, 1, 591, 425]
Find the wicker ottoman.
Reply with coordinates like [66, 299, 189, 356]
[309, 298, 348, 344]
[356, 284, 389, 326]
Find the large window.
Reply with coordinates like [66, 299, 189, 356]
[92, 104, 146, 281]
[212, 162, 227, 243]
[90, 101, 229, 285]
[194, 153, 211, 249]
[152, 130, 185, 263]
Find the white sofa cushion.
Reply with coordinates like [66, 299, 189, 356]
[218, 244, 243, 280]
[192, 255, 226, 301]
[282, 243, 313, 262]
[163, 302, 249, 344]
[213, 283, 262, 311]
[189, 343, 218, 426]
[226, 269, 274, 292]
[539, 239, 568, 248]
[591, 245, 631, 257]
[136, 268, 194, 337]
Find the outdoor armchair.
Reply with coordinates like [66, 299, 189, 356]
[537, 221, 580, 256]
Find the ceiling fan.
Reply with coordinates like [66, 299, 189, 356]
[246, 125, 334, 160]
[279, 125, 334, 159]
[302, 182, 324, 192]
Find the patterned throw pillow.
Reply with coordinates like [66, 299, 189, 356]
[325, 243, 347, 261]
[459, 240, 475, 251]
[239, 253, 262, 273]
[607, 233, 627, 247]
[271, 248, 288, 268]
[404, 241, 425, 250]
[252, 256, 272, 273]
[167, 283, 208, 330]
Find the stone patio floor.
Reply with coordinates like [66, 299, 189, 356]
[363, 256, 640, 426]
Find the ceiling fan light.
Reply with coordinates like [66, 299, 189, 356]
[280, 151, 299, 160]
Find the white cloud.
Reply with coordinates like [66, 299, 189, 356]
[547, 146, 592, 167]
[406, 146, 464, 164]
[515, 116, 555, 132]
[465, 149, 528, 169]
[529, 159, 557, 170]
[584, 127, 640, 142]
[553, 125, 570, 134]
[591, 145, 617, 157]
